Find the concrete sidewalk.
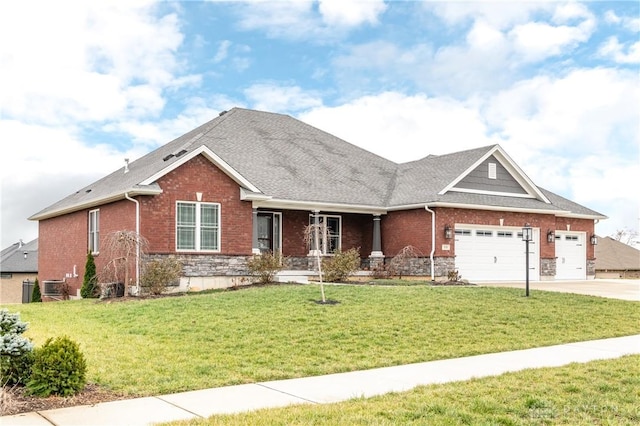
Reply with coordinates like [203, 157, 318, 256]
[3, 334, 639, 426]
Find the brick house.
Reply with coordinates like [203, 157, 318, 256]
[0, 239, 38, 304]
[29, 108, 605, 298]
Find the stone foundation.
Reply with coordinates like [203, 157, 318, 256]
[541, 258, 556, 278]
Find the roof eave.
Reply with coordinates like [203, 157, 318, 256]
[252, 197, 388, 215]
[28, 186, 163, 221]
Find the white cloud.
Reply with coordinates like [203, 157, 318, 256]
[214, 40, 232, 63]
[0, 1, 190, 126]
[604, 10, 640, 32]
[244, 84, 323, 113]
[234, 0, 385, 41]
[299, 92, 493, 163]
[318, 0, 386, 27]
[597, 37, 640, 64]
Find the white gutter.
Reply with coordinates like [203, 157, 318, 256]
[125, 193, 140, 295]
[424, 205, 436, 281]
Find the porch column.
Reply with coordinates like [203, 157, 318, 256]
[251, 208, 260, 255]
[370, 214, 384, 258]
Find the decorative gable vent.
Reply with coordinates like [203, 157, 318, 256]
[488, 163, 497, 179]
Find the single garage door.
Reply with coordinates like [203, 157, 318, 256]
[555, 232, 586, 280]
[454, 225, 540, 281]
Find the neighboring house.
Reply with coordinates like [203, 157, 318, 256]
[595, 236, 640, 279]
[0, 239, 38, 304]
[29, 108, 606, 298]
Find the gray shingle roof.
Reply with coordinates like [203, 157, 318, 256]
[29, 108, 606, 220]
[1, 239, 38, 273]
[595, 237, 640, 270]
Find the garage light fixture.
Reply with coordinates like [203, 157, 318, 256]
[590, 234, 598, 245]
[444, 225, 452, 239]
[547, 230, 555, 243]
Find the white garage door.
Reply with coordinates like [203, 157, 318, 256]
[454, 225, 540, 281]
[555, 232, 586, 280]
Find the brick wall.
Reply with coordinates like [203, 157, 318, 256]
[380, 207, 595, 278]
[141, 155, 252, 255]
[38, 200, 136, 299]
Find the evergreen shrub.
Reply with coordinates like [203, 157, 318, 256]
[27, 336, 86, 396]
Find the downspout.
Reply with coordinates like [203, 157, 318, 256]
[424, 205, 436, 281]
[125, 193, 140, 295]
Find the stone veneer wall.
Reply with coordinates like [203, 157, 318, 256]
[540, 258, 556, 278]
[147, 254, 251, 276]
[587, 259, 596, 277]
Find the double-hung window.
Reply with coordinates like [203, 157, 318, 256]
[309, 214, 341, 254]
[88, 209, 100, 253]
[176, 202, 220, 251]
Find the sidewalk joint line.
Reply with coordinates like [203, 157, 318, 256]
[256, 383, 321, 405]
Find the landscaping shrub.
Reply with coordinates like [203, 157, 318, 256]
[141, 257, 183, 295]
[27, 336, 86, 397]
[0, 309, 34, 385]
[30, 278, 42, 303]
[247, 251, 284, 284]
[81, 251, 98, 298]
[322, 248, 361, 282]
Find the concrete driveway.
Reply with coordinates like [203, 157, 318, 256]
[480, 279, 640, 301]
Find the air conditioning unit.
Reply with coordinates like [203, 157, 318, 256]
[43, 280, 65, 297]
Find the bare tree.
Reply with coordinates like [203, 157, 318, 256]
[611, 228, 639, 246]
[98, 231, 148, 297]
[389, 245, 424, 279]
[303, 222, 330, 303]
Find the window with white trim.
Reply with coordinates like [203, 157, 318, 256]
[88, 209, 100, 253]
[476, 230, 493, 237]
[176, 202, 220, 251]
[309, 214, 341, 254]
[455, 229, 471, 236]
[497, 231, 513, 238]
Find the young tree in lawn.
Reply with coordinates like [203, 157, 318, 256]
[80, 251, 98, 298]
[303, 220, 331, 303]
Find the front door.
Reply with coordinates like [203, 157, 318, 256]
[257, 212, 281, 254]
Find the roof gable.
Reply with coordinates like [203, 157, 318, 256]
[439, 145, 551, 203]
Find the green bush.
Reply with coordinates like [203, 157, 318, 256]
[0, 309, 34, 385]
[322, 248, 361, 282]
[141, 257, 183, 295]
[31, 278, 42, 303]
[247, 251, 284, 284]
[81, 251, 98, 298]
[27, 336, 87, 397]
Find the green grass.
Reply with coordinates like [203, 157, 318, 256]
[167, 355, 640, 425]
[4, 285, 639, 397]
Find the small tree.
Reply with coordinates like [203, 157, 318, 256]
[304, 222, 331, 303]
[31, 278, 42, 303]
[98, 231, 148, 297]
[80, 251, 98, 298]
[389, 246, 423, 279]
[247, 251, 284, 284]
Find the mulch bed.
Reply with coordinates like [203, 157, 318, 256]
[0, 383, 130, 417]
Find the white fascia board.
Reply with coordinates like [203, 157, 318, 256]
[554, 211, 609, 220]
[251, 198, 387, 215]
[240, 187, 272, 201]
[447, 187, 537, 198]
[140, 145, 261, 193]
[426, 201, 564, 216]
[438, 145, 551, 204]
[28, 186, 163, 221]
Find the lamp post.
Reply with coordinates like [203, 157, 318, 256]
[522, 223, 532, 297]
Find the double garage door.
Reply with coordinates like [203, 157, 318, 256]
[454, 225, 539, 281]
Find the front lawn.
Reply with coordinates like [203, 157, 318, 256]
[5, 285, 639, 396]
[168, 355, 640, 425]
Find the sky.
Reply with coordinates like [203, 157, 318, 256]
[1, 0, 639, 249]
